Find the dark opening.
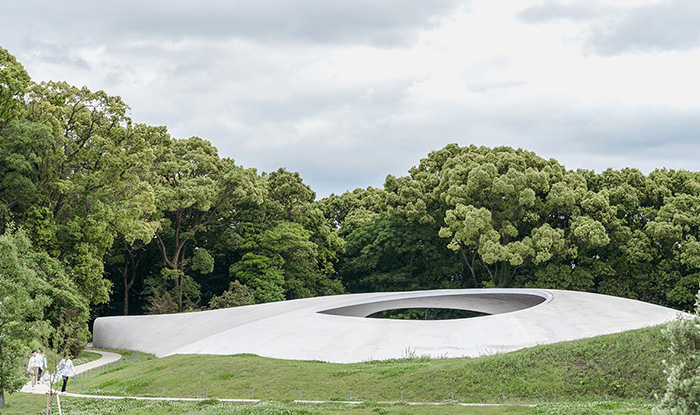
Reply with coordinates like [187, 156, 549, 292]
[366, 308, 490, 321]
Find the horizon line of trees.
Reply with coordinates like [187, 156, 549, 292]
[2, 45, 700, 358]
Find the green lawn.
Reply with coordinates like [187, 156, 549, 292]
[0, 395, 654, 415]
[0, 393, 46, 415]
[1, 326, 669, 414]
[73, 350, 103, 366]
[63, 326, 668, 403]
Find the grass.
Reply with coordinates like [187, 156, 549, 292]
[55, 325, 669, 404]
[1, 325, 669, 414]
[0, 395, 655, 415]
[73, 350, 102, 366]
[0, 393, 46, 415]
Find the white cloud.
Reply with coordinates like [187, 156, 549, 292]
[4, 0, 465, 48]
[2, 0, 700, 197]
[518, 0, 700, 55]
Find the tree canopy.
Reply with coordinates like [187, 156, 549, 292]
[0, 46, 698, 380]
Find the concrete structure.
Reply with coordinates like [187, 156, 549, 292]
[93, 289, 687, 363]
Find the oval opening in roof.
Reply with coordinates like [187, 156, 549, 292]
[367, 307, 490, 320]
[319, 291, 548, 319]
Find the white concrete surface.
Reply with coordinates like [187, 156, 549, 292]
[93, 289, 689, 363]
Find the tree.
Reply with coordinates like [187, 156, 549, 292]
[0, 47, 31, 128]
[209, 280, 256, 309]
[215, 168, 344, 304]
[109, 237, 148, 315]
[327, 184, 457, 293]
[151, 136, 263, 311]
[319, 187, 387, 237]
[422, 146, 581, 287]
[0, 227, 50, 408]
[263, 169, 345, 298]
[654, 289, 700, 414]
[341, 213, 460, 292]
[262, 221, 340, 299]
[229, 252, 285, 303]
[0, 80, 161, 307]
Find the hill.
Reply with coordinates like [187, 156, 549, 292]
[74, 325, 669, 403]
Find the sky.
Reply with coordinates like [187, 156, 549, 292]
[2, 0, 700, 197]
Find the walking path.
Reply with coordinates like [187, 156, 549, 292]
[20, 349, 122, 394]
[20, 349, 535, 408]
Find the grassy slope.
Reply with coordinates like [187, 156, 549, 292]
[62, 325, 668, 404]
[0, 350, 102, 414]
[0, 397, 655, 415]
[2, 325, 668, 414]
[0, 393, 46, 415]
[72, 350, 102, 366]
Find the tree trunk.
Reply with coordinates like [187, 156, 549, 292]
[480, 260, 496, 284]
[178, 277, 183, 311]
[121, 240, 143, 315]
[154, 222, 187, 311]
[177, 240, 187, 311]
[459, 246, 479, 287]
[123, 265, 130, 315]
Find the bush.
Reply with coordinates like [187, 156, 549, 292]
[653, 289, 700, 415]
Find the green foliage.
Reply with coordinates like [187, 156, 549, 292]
[3, 46, 700, 329]
[230, 253, 285, 303]
[334, 144, 700, 311]
[208, 280, 256, 309]
[150, 136, 265, 311]
[0, 46, 31, 127]
[145, 290, 179, 315]
[534, 402, 653, 415]
[342, 214, 459, 292]
[260, 169, 345, 299]
[367, 308, 488, 320]
[0, 226, 50, 407]
[0, 63, 163, 310]
[653, 290, 700, 415]
[192, 248, 215, 275]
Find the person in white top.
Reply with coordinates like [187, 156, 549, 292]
[27, 350, 42, 389]
[56, 354, 75, 394]
[36, 348, 47, 383]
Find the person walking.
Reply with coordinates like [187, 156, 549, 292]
[36, 348, 47, 384]
[27, 350, 42, 389]
[56, 353, 75, 394]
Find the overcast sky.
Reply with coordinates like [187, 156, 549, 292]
[3, 0, 700, 196]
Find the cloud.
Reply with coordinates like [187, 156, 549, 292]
[2, 0, 466, 49]
[3, 0, 700, 198]
[466, 80, 529, 93]
[517, 0, 608, 23]
[20, 40, 91, 70]
[585, 0, 700, 55]
[518, 0, 700, 55]
[219, 80, 700, 196]
[472, 102, 700, 175]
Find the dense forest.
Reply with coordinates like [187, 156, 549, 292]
[2, 46, 700, 356]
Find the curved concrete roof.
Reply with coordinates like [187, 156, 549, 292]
[93, 289, 687, 363]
